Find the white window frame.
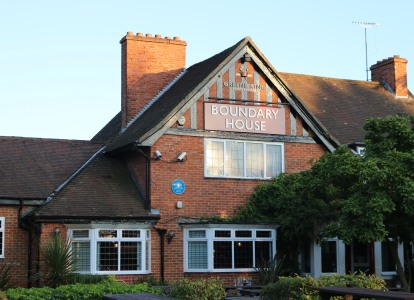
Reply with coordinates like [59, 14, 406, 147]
[0, 217, 4, 258]
[184, 225, 276, 272]
[204, 139, 284, 179]
[68, 226, 151, 275]
[320, 238, 339, 274]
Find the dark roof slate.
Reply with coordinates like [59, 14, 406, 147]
[0, 137, 102, 199]
[33, 153, 156, 220]
[279, 73, 414, 144]
[105, 37, 248, 152]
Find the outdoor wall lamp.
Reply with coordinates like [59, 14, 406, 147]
[154, 150, 162, 160]
[167, 231, 175, 244]
[54, 227, 61, 236]
[241, 53, 251, 63]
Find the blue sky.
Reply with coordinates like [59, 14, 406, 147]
[1, 0, 412, 140]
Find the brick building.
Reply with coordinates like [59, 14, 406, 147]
[0, 32, 412, 287]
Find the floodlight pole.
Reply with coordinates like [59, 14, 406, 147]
[353, 21, 380, 81]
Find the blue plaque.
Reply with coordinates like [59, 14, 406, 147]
[172, 179, 185, 195]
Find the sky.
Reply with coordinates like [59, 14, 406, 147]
[0, 1, 412, 140]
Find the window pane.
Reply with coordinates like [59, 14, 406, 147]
[321, 241, 337, 273]
[188, 241, 208, 269]
[246, 143, 264, 177]
[226, 141, 244, 177]
[214, 241, 232, 269]
[256, 231, 272, 238]
[234, 241, 253, 268]
[381, 242, 395, 272]
[235, 230, 252, 238]
[189, 230, 206, 238]
[300, 241, 311, 273]
[72, 230, 89, 239]
[97, 241, 118, 271]
[72, 241, 90, 272]
[255, 241, 272, 266]
[122, 230, 140, 238]
[99, 230, 117, 238]
[206, 141, 224, 176]
[121, 241, 141, 270]
[266, 144, 282, 178]
[215, 230, 231, 238]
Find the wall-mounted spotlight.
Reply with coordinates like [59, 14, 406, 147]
[241, 53, 251, 63]
[154, 150, 162, 160]
[167, 231, 175, 244]
[54, 227, 61, 236]
[176, 152, 187, 162]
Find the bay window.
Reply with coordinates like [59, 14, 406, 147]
[69, 228, 150, 274]
[205, 139, 283, 179]
[184, 226, 276, 272]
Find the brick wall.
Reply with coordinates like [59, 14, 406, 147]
[0, 206, 30, 287]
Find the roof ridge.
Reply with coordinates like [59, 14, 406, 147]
[122, 68, 188, 133]
[279, 72, 380, 85]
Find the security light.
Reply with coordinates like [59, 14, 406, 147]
[176, 152, 187, 162]
[154, 150, 162, 160]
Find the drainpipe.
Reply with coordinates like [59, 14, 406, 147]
[156, 228, 167, 283]
[18, 201, 33, 288]
[135, 146, 151, 208]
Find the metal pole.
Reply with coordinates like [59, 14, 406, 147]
[365, 27, 368, 81]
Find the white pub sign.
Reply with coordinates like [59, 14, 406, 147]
[204, 103, 285, 134]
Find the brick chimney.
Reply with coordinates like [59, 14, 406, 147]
[370, 55, 408, 97]
[120, 32, 187, 127]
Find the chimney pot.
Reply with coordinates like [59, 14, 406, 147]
[136, 32, 144, 37]
[146, 33, 153, 38]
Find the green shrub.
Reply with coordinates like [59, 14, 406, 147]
[6, 281, 160, 300]
[37, 235, 74, 288]
[255, 255, 286, 285]
[66, 273, 109, 284]
[170, 278, 225, 300]
[261, 272, 387, 300]
[317, 272, 386, 290]
[6, 287, 54, 300]
[261, 275, 318, 300]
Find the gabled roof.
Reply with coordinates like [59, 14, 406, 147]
[103, 37, 339, 153]
[0, 137, 102, 200]
[279, 73, 414, 144]
[32, 153, 158, 220]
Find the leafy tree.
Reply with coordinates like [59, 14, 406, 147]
[237, 115, 414, 291]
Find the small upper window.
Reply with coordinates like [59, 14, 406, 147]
[205, 139, 283, 179]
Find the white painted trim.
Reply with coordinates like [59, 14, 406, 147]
[68, 228, 151, 275]
[183, 227, 276, 273]
[204, 138, 284, 179]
